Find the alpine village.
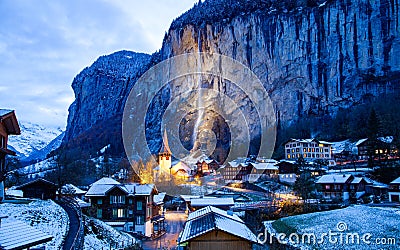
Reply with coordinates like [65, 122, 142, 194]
[1, 0, 400, 250]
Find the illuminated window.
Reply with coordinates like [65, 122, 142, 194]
[287, 154, 291, 159]
[319, 144, 324, 147]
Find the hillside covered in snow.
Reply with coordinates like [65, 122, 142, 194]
[7, 121, 64, 163]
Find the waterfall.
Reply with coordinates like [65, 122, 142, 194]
[192, 37, 204, 150]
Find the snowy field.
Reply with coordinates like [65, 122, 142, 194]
[264, 205, 400, 249]
[0, 199, 69, 249]
[84, 216, 138, 250]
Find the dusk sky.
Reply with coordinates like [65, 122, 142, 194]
[0, 0, 197, 128]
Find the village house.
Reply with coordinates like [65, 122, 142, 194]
[388, 177, 400, 202]
[85, 177, 161, 237]
[247, 160, 279, 182]
[195, 157, 219, 176]
[316, 174, 368, 201]
[15, 178, 57, 200]
[276, 160, 297, 184]
[284, 138, 333, 160]
[219, 159, 252, 182]
[0, 109, 21, 201]
[178, 206, 258, 250]
[356, 136, 398, 160]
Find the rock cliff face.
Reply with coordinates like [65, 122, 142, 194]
[63, 0, 400, 159]
[64, 51, 152, 142]
[162, 0, 400, 126]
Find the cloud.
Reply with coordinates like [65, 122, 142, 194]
[0, 0, 197, 128]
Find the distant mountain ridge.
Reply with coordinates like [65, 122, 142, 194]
[8, 121, 64, 163]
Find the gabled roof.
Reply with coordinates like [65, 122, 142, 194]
[154, 192, 166, 205]
[355, 138, 368, 146]
[86, 178, 156, 197]
[0, 219, 53, 250]
[91, 177, 120, 185]
[190, 197, 234, 207]
[62, 184, 86, 195]
[179, 206, 258, 244]
[250, 162, 278, 170]
[316, 174, 352, 184]
[390, 177, 400, 184]
[0, 109, 20, 135]
[15, 178, 56, 190]
[351, 177, 366, 184]
[285, 138, 333, 145]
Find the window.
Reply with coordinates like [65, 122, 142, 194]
[0, 135, 5, 148]
[110, 195, 125, 204]
[137, 201, 143, 211]
[325, 185, 330, 190]
[287, 154, 291, 159]
[129, 198, 133, 204]
[136, 215, 145, 225]
[97, 209, 102, 218]
[129, 209, 133, 217]
[287, 149, 290, 153]
[113, 208, 125, 218]
[97, 199, 103, 205]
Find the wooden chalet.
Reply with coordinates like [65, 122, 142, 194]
[178, 206, 258, 250]
[316, 174, 368, 201]
[85, 177, 161, 237]
[0, 109, 21, 201]
[356, 136, 398, 160]
[15, 178, 57, 200]
[195, 157, 219, 176]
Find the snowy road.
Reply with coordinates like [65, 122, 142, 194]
[142, 211, 187, 250]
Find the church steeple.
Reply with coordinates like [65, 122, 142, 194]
[160, 129, 171, 155]
[158, 129, 172, 174]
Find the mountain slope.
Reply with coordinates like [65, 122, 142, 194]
[8, 122, 64, 162]
[62, 0, 400, 162]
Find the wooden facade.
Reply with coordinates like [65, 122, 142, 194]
[187, 230, 252, 250]
[196, 159, 219, 176]
[0, 110, 20, 201]
[16, 178, 57, 200]
[85, 179, 162, 237]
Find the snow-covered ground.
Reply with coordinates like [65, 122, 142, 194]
[84, 216, 138, 250]
[15, 157, 57, 178]
[264, 205, 400, 249]
[0, 199, 69, 249]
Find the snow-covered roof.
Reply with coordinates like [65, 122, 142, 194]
[378, 136, 394, 144]
[0, 109, 13, 117]
[180, 206, 257, 244]
[276, 160, 296, 165]
[188, 205, 242, 222]
[287, 138, 333, 145]
[62, 184, 86, 194]
[190, 197, 234, 207]
[180, 195, 201, 202]
[390, 177, 400, 184]
[355, 138, 368, 146]
[351, 177, 364, 184]
[316, 174, 352, 184]
[331, 140, 351, 154]
[16, 178, 56, 189]
[250, 162, 278, 170]
[0, 219, 53, 250]
[86, 178, 155, 197]
[91, 177, 120, 185]
[154, 192, 166, 205]
[125, 184, 155, 196]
